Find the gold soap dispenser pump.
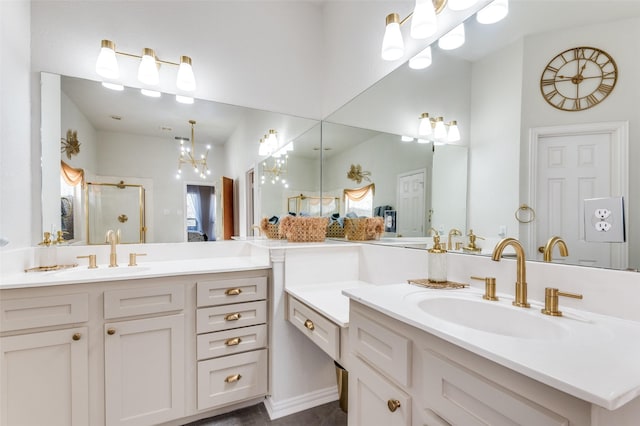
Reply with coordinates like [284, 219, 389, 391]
[37, 231, 58, 269]
[428, 234, 448, 283]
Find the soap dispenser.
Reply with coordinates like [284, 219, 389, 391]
[37, 232, 58, 269]
[428, 234, 448, 283]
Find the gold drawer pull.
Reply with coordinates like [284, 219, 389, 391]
[72, 333, 82, 341]
[225, 337, 242, 346]
[225, 313, 241, 321]
[107, 328, 116, 335]
[225, 288, 243, 296]
[224, 374, 242, 383]
[387, 399, 401, 412]
[304, 319, 315, 331]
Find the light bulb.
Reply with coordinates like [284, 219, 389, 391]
[418, 113, 432, 136]
[477, 0, 509, 24]
[411, 0, 437, 39]
[447, 121, 461, 142]
[138, 48, 159, 85]
[381, 13, 404, 61]
[438, 23, 465, 50]
[96, 40, 119, 79]
[409, 45, 432, 70]
[176, 56, 196, 91]
[448, 0, 479, 11]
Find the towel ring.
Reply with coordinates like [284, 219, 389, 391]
[515, 204, 536, 223]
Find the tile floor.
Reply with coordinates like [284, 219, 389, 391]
[186, 401, 347, 426]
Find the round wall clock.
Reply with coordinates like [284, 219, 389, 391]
[540, 46, 617, 111]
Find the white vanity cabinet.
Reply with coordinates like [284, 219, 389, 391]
[0, 294, 90, 426]
[349, 301, 592, 426]
[195, 276, 269, 411]
[103, 284, 186, 426]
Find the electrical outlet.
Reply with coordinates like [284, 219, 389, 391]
[584, 197, 625, 243]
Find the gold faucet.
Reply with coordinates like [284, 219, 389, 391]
[427, 227, 439, 236]
[105, 229, 120, 267]
[447, 228, 462, 250]
[491, 237, 529, 308]
[542, 236, 569, 262]
[251, 224, 262, 236]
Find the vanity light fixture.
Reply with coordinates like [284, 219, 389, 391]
[381, 0, 447, 61]
[476, 0, 509, 24]
[95, 39, 196, 101]
[433, 117, 448, 140]
[409, 45, 433, 70]
[175, 120, 210, 180]
[438, 23, 465, 50]
[447, 0, 479, 11]
[258, 129, 292, 157]
[418, 112, 433, 136]
[417, 114, 461, 143]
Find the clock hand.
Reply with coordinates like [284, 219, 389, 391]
[556, 75, 602, 82]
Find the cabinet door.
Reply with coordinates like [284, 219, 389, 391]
[104, 314, 185, 426]
[349, 360, 411, 426]
[1, 327, 89, 426]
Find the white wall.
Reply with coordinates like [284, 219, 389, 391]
[1, 0, 32, 249]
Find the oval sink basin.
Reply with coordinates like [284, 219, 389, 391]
[53, 266, 151, 279]
[417, 297, 569, 339]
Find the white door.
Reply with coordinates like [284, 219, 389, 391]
[397, 170, 426, 237]
[104, 314, 185, 426]
[531, 122, 628, 268]
[1, 327, 89, 426]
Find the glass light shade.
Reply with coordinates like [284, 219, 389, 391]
[418, 113, 432, 136]
[140, 89, 161, 98]
[176, 95, 194, 104]
[447, 121, 461, 142]
[381, 13, 404, 61]
[438, 23, 465, 50]
[477, 0, 509, 24]
[401, 135, 414, 142]
[410, 0, 437, 39]
[448, 0, 479, 11]
[101, 82, 124, 91]
[176, 56, 196, 91]
[409, 46, 433, 70]
[417, 138, 430, 144]
[267, 130, 278, 150]
[96, 40, 119, 79]
[434, 117, 447, 140]
[138, 48, 160, 85]
[258, 139, 269, 156]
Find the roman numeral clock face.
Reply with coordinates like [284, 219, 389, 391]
[540, 47, 617, 111]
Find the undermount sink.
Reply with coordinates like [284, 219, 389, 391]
[416, 296, 570, 339]
[53, 266, 151, 279]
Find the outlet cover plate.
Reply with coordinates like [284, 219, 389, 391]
[584, 197, 625, 243]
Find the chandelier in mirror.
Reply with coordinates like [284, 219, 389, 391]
[261, 155, 289, 188]
[176, 120, 210, 179]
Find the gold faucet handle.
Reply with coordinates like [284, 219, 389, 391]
[77, 254, 97, 269]
[128, 253, 147, 266]
[471, 276, 498, 301]
[541, 287, 583, 316]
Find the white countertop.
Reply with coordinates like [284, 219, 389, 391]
[343, 283, 640, 411]
[285, 280, 372, 327]
[0, 257, 270, 289]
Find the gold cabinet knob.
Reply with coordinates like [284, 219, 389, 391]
[224, 313, 241, 321]
[224, 374, 241, 383]
[107, 328, 116, 335]
[72, 332, 81, 341]
[387, 399, 401, 412]
[225, 337, 242, 346]
[225, 288, 243, 296]
[541, 287, 583, 317]
[304, 319, 315, 331]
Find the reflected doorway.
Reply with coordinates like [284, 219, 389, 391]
[186, 184, 216, 242]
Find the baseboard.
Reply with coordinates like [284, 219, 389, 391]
[263, 386, 339, 420]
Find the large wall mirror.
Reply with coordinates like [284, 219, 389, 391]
[41, 73, 318, 244]
[324, 0, 640, 272]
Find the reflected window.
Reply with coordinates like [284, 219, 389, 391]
[186, 185, 216, 241]
[344, 184, 375, 217]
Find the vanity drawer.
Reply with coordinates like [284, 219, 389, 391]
[197, 276, 267, 307]
[197, 349, 268, 410]
[0, 293, 89, 332]
[104, 284, 184, 319]
[287, 295, 339, 360]
[349, 308, 411, 387]
[196, 324, 267, 361]
[196, 301, 266, 334]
